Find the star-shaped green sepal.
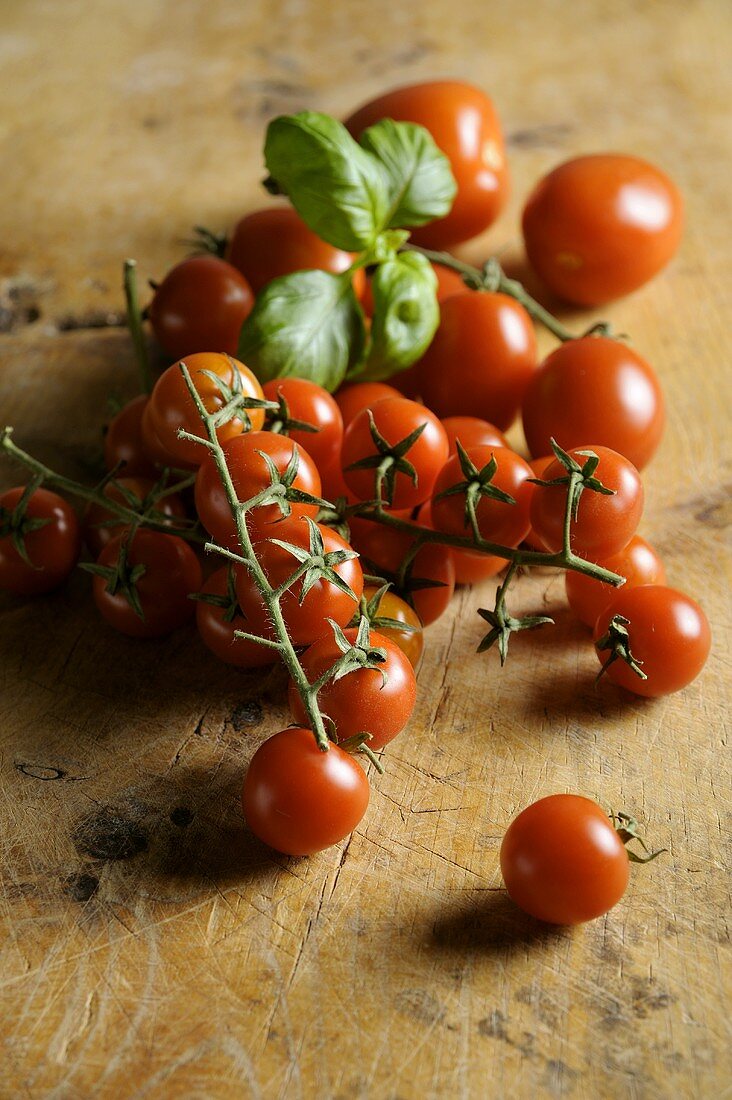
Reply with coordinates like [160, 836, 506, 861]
[344, 411, 426, 506]
[433, 440, 516, 532]
[269, 516, 360, 604]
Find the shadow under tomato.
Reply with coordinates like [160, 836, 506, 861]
[429, 891, 570, 956]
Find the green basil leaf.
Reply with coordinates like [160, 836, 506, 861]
[264, 112, 389, 251]
[356, 252, 439, 381]
[359, 119, 457, 229]
[238, 269, 366, 392]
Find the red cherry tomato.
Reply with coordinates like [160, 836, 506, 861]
[441, 416, 509, 456]
[395, 292, 537, 431]
[92, 529, 202, 638]
[148, 255, 254, 360]
[522, 154, 684, 306]
[350, 522, 455, 626]
[140, 399, 180, 469]
[566, 535, 666, 628]
[104, 395, 158, 478]
[529, 446, 644, 558]
[334, 381, 401, 429]
[359, 585, 424, 668]
[345, 80, 509, 249]
[242, 726, 370, 856]
[195, 431, 322, 549]
[500, 794, 630, 924]
[341, 397, 449, 509]
[0, 487, 80, 596]
[227, 206, 365, 299]
[522, 455, 555, 552]
[195, 565, 278, 668]
[289, 627, 417, 750]
[416, 500, 504, 585]
[594, 585, 711, 697]
[148, 352, 265, 468]
[522, 337, 665, 471]
[262, 378, 343, 473]
[432, 445, 533, 548]
[82, 476, 186, 557]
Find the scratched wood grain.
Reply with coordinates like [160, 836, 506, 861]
[0, 1, 730, 1097]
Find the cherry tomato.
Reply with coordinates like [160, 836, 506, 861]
[566, 535, 666, 628]
[262, 378, 343, 473]
[594, 586, 711, 697]
[432, 445, 534, 548]
[441, 416, 509, 456]
[522, 337, 665, 470]
[148, 256, 254, 360]
[140, 399, 180, 469]
[227, 206, 365, 298]
[0, 487, 80, 596]
[529, 446, 644, 558]
[195, 431, 322, 549]
[345, 80, 509, 249]
[104, 395, 158, 477]
[342, 397, 449, 509]
[360, 584, 424, 668]
[195, 565, 278, 668]
[522, 154, 684, 306]
[500, 794, 630, 924]
[361, 262, 466, 316]
[334, 381, 401, 428]
[236, 516, 363, 646]
[395, 292, 537, 431]
[416, 501, 505, 585]
[92, 529, 202, 638]
[148, 352, 265, 468]
[82, 476, 186, 557]
[350, 522, 455, 626]
[289, 627, 417, 750]
[522, 455, 556, 552]
[242, 726, 370, 856]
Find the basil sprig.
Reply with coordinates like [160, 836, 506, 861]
[358, 251, 439, 381]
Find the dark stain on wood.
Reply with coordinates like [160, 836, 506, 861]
[229, 700, 264, 730]
[65, 872, 100, 902]
[72, 805, 150, 861]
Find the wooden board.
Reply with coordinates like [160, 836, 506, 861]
[1, 1, 730, 1096]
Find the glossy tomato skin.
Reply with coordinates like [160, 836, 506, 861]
[500, 794, 630, 924]
[522, 337, 665, 470]
[361, 585, 424, 668]
[396, 292, 537, 431]
[149, 256, 254, 360]
[432, 445, 534, 547]
[262, 378, 343, 473]
[195, 431, 322, 548]
[104, 395, 159, 477]
[342, 397, 449, 509]
[522, 455, 556, 552]
[334, 382, 401, 428]
[566, 535, 666, 628]
[195, 566, 278, 668]
[0, 488, 80, 596]
[227, 206, 365, 298]
[594, 586, 711, 697]
[416, 500, 504, 585]
[530, 445, 644, 558]
[83, 476, 186, 557]
[522, 154, 684, 306]
[92, 529, 202, 638]
[346, 80, 509, 249]
[441, 416, 509, 455]
[289, 628, 417, 750]
[350, 523, 455, 626]
[242, 726, 370, 856]
[140, 398, 180, 469]
[149, 352, 265, 468]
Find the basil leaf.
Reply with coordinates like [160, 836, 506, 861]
[359, 119, 457, 229]
[356, 252, 439, 381]
[238, 269, 366, 392]
[264, 112, 389, 251]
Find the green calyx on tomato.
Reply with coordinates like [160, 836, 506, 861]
[433, 441, 517, 533]
[595, 613, 648, 683]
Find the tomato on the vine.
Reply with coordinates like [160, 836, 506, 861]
[441, 416, 509, 456]
[522, 455, 556, 552]
[148, 256, 254, 360]
[349, 522, 455, 626]
[431, 445, 534, 548]
[500, 794, 631, 924]
[82, 476, 186, 557]
[594, 585, 711, 697]
[262, 377, 343, 473]
[334, 381, 401, 428]
[104, 395, 159, 478]
[0, 487, 80, 596]
[360, 584, 424, 668]
[195, 565, 278, 668]
[416, 501, 505, 585]
[522, 154, 684, 306]
[522, 337, 665, 470]
[566, 535, 666, 628]
[345, 80, 509, 249]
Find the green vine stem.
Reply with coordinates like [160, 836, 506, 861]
[123, 259, 154, 394]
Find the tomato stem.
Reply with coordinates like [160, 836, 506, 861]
[123, 259, 155, 394]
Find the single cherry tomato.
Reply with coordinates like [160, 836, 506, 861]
[82, 476, 186, 558]
[432, 445, 534, 548]
[262, 378, 343, 473]
[148, 352, 265, 468]
[441, 416, 509, 456]
[0, 487, 80, 596]
[342, 397, 449, 509]
[92, 529, 202, 638]
[104, 395, 158, 477]
[195, 565, 278, 668]
[227, 206, 365, 298]
[522, 337, 665, 470]
[345, 80, 509, 249]
[500, 794, 630, 924]
[566, 535, 666, 628]
[148, 255, 254, 360]
[140, 399, 180, 469]
[416, 500, 505, 585]
[522, 455, 555, 552]
[529, 445, 644, 558]
[395, 292, 537, 431]
[522, 154, 684, 306]
[360, 584, 424, 668]
[289, 627, 417, 750]
[350, 522, 455, 626]
[195, 431, 322, 549]
[242, 726, 370, 856]
[594, 586, 711, 697]
[334, 381, 401, 429]
[361, 262, 467, 316]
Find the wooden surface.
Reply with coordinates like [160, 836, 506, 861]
[1, 2, 730, 1097]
